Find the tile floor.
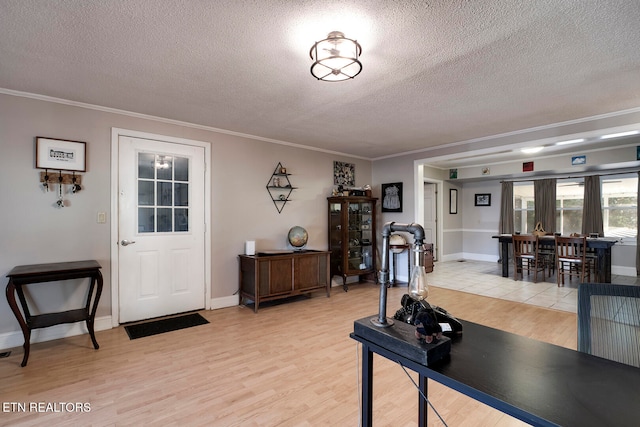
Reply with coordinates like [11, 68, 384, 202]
[426, 260, 640, 313]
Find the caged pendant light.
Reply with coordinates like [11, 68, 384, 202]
[309, 31, 362, 81]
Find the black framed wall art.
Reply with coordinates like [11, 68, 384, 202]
[449, 189, 458, 214]
[36, 137, 86, 172]
[381, 182, 402, 212]
[333, 161, 355, 186]
[475, 193, 491, 207]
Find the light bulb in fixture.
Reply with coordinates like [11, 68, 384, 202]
[600, 130, 639, 139]
[310, 31, 362, 81]
[556, 138, 585, 146]
[521, 146, 544, 154]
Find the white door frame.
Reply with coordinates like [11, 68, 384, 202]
[110, 128, 212, 327]
[414, 162, 444, 262]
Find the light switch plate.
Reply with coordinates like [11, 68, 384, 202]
[97, 212, 106, 223]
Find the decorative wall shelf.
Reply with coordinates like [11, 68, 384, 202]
[266, 162, 296, 213]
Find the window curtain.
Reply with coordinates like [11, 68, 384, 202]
[582, 175, 604, 236]
[498, 181, 514, 264]
[499, 181, 514, 234]
[534, 178, 556, 234]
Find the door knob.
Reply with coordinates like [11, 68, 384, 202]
[120, 239, 136, 246]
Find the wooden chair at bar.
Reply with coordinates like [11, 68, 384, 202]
[555, 235, 594, 286]
[512, 234, 547, 283]
[571, 233, 600, 282]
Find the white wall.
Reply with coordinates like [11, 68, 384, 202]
[0, 93, 372, 346]
[460, 180, 501, 261]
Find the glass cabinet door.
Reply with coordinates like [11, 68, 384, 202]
[328, 196, 377, 290]
[347, 201, 374, 272]
[329, 202, 343, 273]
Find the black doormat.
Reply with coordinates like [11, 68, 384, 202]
[124, 313, 209, 340]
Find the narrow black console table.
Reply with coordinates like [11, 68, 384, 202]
[351, 316, 640, 427]
[5, 260, 103, 367]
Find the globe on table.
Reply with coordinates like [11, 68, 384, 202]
[389, 234, 408, 253]
[288, 226, 308, 249]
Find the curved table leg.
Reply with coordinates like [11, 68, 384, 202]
[5, 280, 31, 367]
[86, 271, 103, 349]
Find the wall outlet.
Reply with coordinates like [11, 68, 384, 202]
[97, 212, 107, 224]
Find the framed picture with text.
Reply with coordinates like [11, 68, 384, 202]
[36, 137, 86, 172]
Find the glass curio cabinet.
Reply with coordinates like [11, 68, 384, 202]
[327, 196, 377, 291]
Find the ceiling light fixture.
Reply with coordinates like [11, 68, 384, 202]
[600, 130, 639, 139]
[555, 138, 585, 146]
[521, 146, 544, 154]
[310, 31, 362, 82]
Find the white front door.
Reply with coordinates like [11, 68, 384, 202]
[423, 183, 438, 260]
[118, 136, 205, 323]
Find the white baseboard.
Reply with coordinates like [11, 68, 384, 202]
[440, 252, 465, 262]
[612, 265, 637, 277]
[210, 294, 240, 310]
[461, 252, 500, 263]
[0, 315, 113, 352]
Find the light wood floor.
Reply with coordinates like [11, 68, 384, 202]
[0, 282, 577, 426]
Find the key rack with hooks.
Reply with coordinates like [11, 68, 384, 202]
[39, 170, 83, 208]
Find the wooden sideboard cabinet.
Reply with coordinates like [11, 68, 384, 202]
[238, 250, 330, 312]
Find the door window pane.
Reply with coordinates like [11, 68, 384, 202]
[138, 153, 155, 179]
[157, 208, 173, 232]
[175, 156, 189, 181]
[175, 208, 189, 232]
[156, 156, 173, 180]
[174, 183, 189, 206]
[139, 208, 155, 233]
[138, 180, 154, 206]
[137, 151, 191, 233]
[157, 181, 173, 206]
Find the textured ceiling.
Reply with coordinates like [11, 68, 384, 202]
[1, 0, 640, 161]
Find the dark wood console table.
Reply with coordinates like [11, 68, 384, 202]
[351, 316, 640, 426]
[239, 250, 330, 312]
[5, 260, 103, 367]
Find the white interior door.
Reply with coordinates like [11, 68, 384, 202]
[423, 183, 438, 260]
[118, 136, 205, 323]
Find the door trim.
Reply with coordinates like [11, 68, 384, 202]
[414, 162, 444, 263]
[110, 128, 212, 327]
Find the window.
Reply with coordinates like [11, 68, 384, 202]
[512, 175, 638, 238]
[602, 175, 637, 239]
[514, 182, 534, 233]
[137, 152, 190, 233]
[556, 179, 584, 236]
